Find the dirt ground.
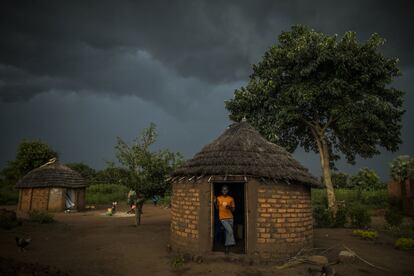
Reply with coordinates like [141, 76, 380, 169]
[1, 203, 413, 276]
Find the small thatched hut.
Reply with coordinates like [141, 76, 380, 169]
[170, 121, 319, 260]
[16, 160, 86, 212]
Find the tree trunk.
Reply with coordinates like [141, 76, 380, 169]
[316, 135, 338, 215]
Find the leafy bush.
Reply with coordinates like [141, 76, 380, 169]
[349, 168, 383, 191]
[158, 194, 171, 207]
[312, 189, 388, 209]
[28, 210, 54, 224]
[359, 190, 388, 208]
[348, 204, 371, 228]
[384, 208, 403, 227]
[352, 230, 378, 240]
[395, 238, 414, 250]
[86, 184, 129, 204]
[333, 206, 348, 227]
[313, 205, 333, 227]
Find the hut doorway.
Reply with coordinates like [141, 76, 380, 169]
[65, 189, 76, 209]
[212, 182, 246, 254]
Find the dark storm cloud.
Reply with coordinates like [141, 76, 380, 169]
[0, 1, 413, 178]
[1, 0, 413, 103]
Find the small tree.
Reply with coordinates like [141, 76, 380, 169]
[349, 168, 382, 191]
[115, 123, 183, 196]
[226, 25, 404, 214]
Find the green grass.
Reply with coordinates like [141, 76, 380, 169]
[312, 188, 388, 209]
[86, 184, 129, 205]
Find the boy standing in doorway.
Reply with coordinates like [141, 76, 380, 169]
[214, 185, 236, 254]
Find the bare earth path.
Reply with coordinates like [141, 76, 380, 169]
[1, 204, 414, 275]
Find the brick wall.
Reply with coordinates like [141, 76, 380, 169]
[170, 182, 200, 251]
[256, 183, 313, 259]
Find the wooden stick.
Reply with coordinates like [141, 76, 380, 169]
[343, 245, 389, 271]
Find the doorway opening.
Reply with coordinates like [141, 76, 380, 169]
[65, 189, 76, 210]
[212, 182, 246, 254]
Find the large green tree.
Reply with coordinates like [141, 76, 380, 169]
[1, 140, 58, 186]
[115, 123, 183, 196]
[225, 25, 404, 213]
[66, 162, 96, 185]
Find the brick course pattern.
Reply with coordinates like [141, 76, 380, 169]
[170, 183, 200, 249]
[256, 183, 313, 259]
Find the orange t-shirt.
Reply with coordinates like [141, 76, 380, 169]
[217, 195, 235, 220]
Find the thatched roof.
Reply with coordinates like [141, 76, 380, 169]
[16, 162, 86, 189]
[172, 122, 319, 187]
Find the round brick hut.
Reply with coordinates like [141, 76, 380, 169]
[170, 121, 319, 260]
[16, 159, 86, 212]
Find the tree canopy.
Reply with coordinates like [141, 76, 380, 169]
[390, 155, 414, 183]
[349, 167, 383, 191]
[115, 123, 183, 197]
[225, 25, 404, 212]
[1, 140, 57, 186]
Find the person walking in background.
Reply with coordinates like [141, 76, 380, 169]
[127, 189, 136, 213]
[152, 195, 160, 206]
[135, 192, 145, 226]
[214, 185, 236, 254]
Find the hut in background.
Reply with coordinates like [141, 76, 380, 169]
[170, 122, 319, 260]
[16, 159, 86, 212]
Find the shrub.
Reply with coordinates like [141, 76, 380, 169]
[395, 238, 414, 250]
[86, 184, 129, 204]
[158, 194, 171, 207]
[359, 189, 388, 208]
[28, 210, 54, 224]
[352, 229, 378, 240]
[313, 205, 333, 227]
[333, 206, 348, 227]
[349, 204, 371, 228]
[349, 168, 383, 191]
[384, 208, 403, 227]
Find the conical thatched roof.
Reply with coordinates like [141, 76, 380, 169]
[172, 122, 319, 187]
[16, 162, 86, 188]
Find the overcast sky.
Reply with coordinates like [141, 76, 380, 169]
[1, 0, 413, 180]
